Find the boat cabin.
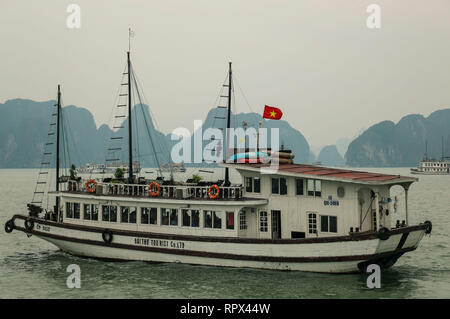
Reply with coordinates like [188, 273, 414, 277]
[54, 162, 416, 241]
[227, 163, 417, 240]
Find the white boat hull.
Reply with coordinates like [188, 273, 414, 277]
[11, 215, 427, 273]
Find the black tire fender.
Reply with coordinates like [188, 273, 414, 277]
[4, 219, 14, 233]
[25, 219, 34, 232]
[424, 220, 432, 234]
[102, 229, 113, 244]
[377, 227, 391, 240]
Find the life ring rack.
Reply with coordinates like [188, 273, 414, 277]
[86, 179, 97, 193]
[149, 182, 161, 197]
[208, 184, 220, 199]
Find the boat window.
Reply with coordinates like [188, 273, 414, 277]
[169, 209, 178, 226]
[141, 207, 157, 225]
[307, 179, 322, 197]
[102, 206, 108, 221]
[271, 178, 287, 195]
[254, 178, 261, 193]
[182, 209, 200, 227]
[182, 209, 191, 227]
[66, 202, 73, 218]
[84, 204, 90, 220]
[239, 211, 247, 230]
[271, 178, 279, 194]
[280, 178, 287, 195]
[111, 206, 117, 222]
[92, 204, 98, 220]
[307, 180, 315, 196]
[73, 203, 80, 219]
[141, 208, 149, 224]
[83, 204, 98, 221]
[308, 212, 317, 234]
[161, 208, 170, 225]
[204, 211, 213, 228]
[320, 215, 337, 233]
[245, 177, 253, 192]
[213, 212, 224, 229]
[315, 180, 322, 197]
[121, 206, 136, 224]
[130, 207, 136, 223]
[226, 212, 234, 230]
[320, 215, 328, 232]
[66, 203, 80, 219]
[260, 211, 268, 232]
[291, 231, 305, 238]
[330, 216, 337, 232]
[150, 208, 157, 224]
[121, 207, 129, 223]
[161, 208, 178, 226]
[191, 210, 200, 227]
[102, 205, 117, 222]
[296, 178, 304, 195]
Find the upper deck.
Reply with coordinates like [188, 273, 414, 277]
[59, 180, 267, 206]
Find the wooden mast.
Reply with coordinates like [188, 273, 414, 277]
[225, 62, 232, 185]
[127, 51, 133, 183]
[55, 85, 61, 212]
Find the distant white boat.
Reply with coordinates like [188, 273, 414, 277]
[410, 139, 450, 175]
[77, 162, 141, 174]
[161, 163, 186, 173]
[410, 158, 450, 175]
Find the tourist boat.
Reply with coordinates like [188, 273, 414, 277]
[77, 162, 141, 175]
[76, 163, 106, 174]
[410, 159, 450, 175]
[410, 140, 450, 175]
[161, 163, 187, 173]
[4, 51, 432, 273]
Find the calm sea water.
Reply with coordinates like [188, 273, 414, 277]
[0, 167, 449, 299]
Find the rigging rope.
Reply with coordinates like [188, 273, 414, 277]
[131, 65, 163, 177]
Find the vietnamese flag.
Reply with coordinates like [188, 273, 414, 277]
[263, 105, 283, 120]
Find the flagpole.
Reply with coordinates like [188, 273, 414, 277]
[257, 121, 262, 150]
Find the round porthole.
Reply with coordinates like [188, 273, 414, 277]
[337, 186, 345, 198]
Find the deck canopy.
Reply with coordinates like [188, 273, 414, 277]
[223, 163, 418, 186]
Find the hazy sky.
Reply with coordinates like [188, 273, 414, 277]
[1, 0, 449, 146]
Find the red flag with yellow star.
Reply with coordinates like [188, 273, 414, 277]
[263, 105, 283, 120]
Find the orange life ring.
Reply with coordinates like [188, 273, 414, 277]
[86, 179, 97, 193]
[208, 184, 220, 199]
[149, 182, 161, 197]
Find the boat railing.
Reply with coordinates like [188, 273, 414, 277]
[65, 180, 243, 200]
